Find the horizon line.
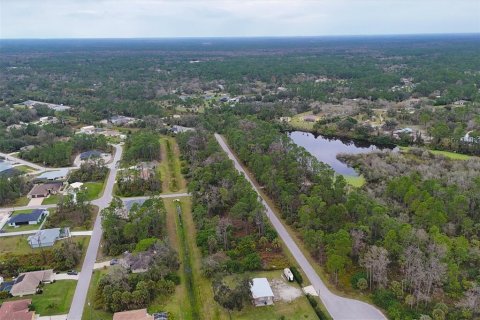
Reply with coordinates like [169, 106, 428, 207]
[1, 32, 479, 41]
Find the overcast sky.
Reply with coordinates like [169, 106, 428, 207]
[1, 0, 479, 39]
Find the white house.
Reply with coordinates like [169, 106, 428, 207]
[78, 125, 96, 134]
[250, 278, 274, 306]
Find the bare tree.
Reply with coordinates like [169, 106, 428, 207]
[361, 245, 390, 289]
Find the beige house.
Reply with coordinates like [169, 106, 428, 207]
[27, 182, 63, 199]
[113, 309, 154, 320]
[10, 270, 53, 297]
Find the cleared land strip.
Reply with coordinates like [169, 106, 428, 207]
[214, 133, 386, 320]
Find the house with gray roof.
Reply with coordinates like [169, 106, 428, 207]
[36, 168, 69, 181]
[120, 251, 156, 273]
[27, 228, 70, 248]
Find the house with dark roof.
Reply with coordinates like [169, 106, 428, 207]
[0, 299, 35, 320]
[27, 182, 63, 198]
[79, 150, 102, 160]
[7, 209, 48, 227]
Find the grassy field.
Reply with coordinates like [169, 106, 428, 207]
[223, 270, 318, 320]
[290, 111, 318, 131]
[400, 146, 473, 160]
[42, 194, 61, 205]
[14, 165, 36, 173]
[82, 269, 112, 320]
[158, 136, 187, 194]
[0, 195, 29, 208]
[33, 280, 77, 315]
[84, 181, 104, 200]
[0, 280, 77, 316]
[0, 235, 90, 258]
[343, 174, 366, 188]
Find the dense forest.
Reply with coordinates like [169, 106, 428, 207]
[178, 130, 284, 276]
[201, 113, 480, 320]
[95, 197, 179, 313]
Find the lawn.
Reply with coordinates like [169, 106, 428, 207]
[290, 111, 317, 131]
[14, 165, 36, 173]
[0, 196, 29, 208]
[343, 174, 366, 188]
[224, 270, 318, 320]
[32, 280, 77, 315]
[0, 235, 90, 260]
[42, 194, 61, 205]
[1, 210, 45, 232]
[82, 269, 112, 320]
[84, 181, 104, 201]
[0, 280, 77, 316]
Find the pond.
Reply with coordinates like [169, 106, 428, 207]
[288, 131, 396, 176]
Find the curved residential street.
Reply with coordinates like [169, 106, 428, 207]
[214, 134, 386, 320]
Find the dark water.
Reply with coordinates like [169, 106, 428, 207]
[288, 131, 395, 176]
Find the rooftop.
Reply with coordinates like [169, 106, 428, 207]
[28, 182, 63, 196]
[250, 278, 274, 299]
[0, 299, 34, 320]
[27, 228, 69, 247]
[113, 308, 154, 320]
[36, 169, 69, 180]
[79, 150, 102, 160]
[8, 209, 47, 225]
[10, 270, 53, 297]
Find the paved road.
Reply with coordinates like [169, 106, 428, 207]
[0, 151, 46, 171]
[0, 229, 38, 237]
[0, 204, 57, 214]
[120, 193, 191, 201]
[214, 134, 386, 320]
[67, 144, 123, 320]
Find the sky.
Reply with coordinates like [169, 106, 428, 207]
[1, 0, 479, 39]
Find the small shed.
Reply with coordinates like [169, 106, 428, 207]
[250, 278, 274, 306]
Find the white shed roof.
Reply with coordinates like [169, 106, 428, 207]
[250, 278, 274, 299]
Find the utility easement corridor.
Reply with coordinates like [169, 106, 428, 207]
[214, 133, 386, 320]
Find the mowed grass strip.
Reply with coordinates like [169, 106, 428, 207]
[158, 136, 187, 194]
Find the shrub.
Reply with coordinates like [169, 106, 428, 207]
[350, 271, 367, 289]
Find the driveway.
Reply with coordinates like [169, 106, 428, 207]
[27, 197, 44, 207]
[93, 261, 111, 270]
[53, 273, 79, 281]
[71, 231, 93, 236]
[214, 134, 386, 320]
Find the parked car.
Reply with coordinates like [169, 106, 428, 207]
[67, 270, 78, 275]
[110, 259, 119, 265]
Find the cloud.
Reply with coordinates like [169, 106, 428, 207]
[0, 0, 479, 38]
